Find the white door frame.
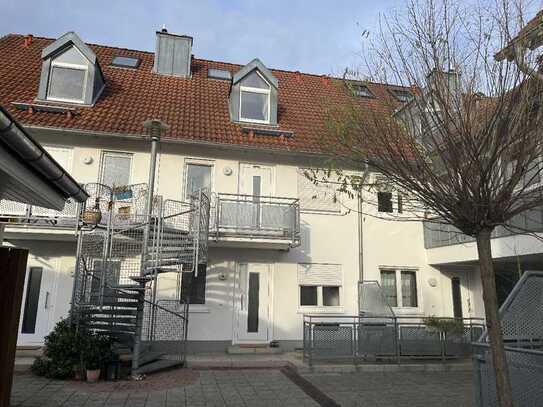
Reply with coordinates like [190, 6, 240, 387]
[446, 270, 473, 319]
[17, 260, 59, 345]
[238, 163, 275, 196]
[233, 262, 274, 344]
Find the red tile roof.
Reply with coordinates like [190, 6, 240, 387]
[0, 33, 406, 155]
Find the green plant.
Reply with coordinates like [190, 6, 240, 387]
[31, 319, 85, 379]
[424, 316, 465, 336]
[82, 333, 114, 371]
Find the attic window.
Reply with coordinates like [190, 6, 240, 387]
[111, 56, 140, 69]
[208, 68, 232, 80]
[352, 84, 374, 98]
[239, 70, 270, 123]
[391, 89, 413, 103]
[47, 50, 88, 103]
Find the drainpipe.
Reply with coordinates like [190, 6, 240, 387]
[357, 165, 370, 314]
[132, 119, 168, 373]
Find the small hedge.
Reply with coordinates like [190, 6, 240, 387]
[31, 318, 114, 379]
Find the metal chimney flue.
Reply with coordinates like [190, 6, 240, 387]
[153, 28, 193, 77]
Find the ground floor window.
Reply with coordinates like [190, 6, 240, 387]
[180, 264, 207, 304]
[298, 263, 342, 308]
[380, 268, 418, 308]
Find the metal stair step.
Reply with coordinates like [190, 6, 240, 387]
[110, 284, 146, 291]
[85, 324, 136, 334]
[87, 316, 136, 324]
[98, 301, 139, 308]
[129, 276, 153, 283]
[80, 308, 138, 316]
[133, 358, 184, 375]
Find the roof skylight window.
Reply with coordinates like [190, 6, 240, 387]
[391, 89, 414, 103]
[351, 84, 374, 98]
[111, 56, 141, 69]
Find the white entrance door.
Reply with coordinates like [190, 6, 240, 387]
[18, 266, 56, 345]
[238, 164, 274, 233]
[235, 263, 272, 343]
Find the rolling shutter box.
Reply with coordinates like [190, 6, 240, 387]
[298, 263, 342, 286]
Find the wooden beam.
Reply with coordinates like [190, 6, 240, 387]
[0, 246, 28, 407]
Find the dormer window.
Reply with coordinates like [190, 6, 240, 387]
[47, 48, 88, 103]
[352, 84, 374, 98]
[38, 32, 105, 106]
[390, 89, 414, 103]
[230, 59, 278, 126]
[239, 71, 271, 123]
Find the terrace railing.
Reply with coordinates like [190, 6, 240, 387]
[0, 198, 80, 228]
[303, 314, 485, 366]
[423, 205, 543, 249]
[211, 193, 300, 246]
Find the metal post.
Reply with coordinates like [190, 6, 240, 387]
[394, 317, 401, 364]
[132, 119, 168, 373]
[70, 227, 85, 321]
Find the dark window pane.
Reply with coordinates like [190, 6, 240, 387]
[22, 268, 43, 334]
[380, 270, 397, 307]
[247, 272, 259, 333]
[240, 91, 269, 121]
[451, 277, 463, 318]
[397, 194, 403, 213]
[300, 285, 318, 306]
[48, 66, 85, 101]
[111, 56, 140, 68]
[323, 286, 340, 306]
[401, 271, 418, 307]
[181, 264, 207, 304]
[378, 192, 393, 213]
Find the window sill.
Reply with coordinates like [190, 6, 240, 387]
[188, 305, 210, 313]
[297, 306, 344, 315]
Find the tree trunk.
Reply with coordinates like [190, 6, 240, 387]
[476, 228, 513, 407]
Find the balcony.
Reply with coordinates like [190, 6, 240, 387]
[423, 206, 543, 249]
[0, 198, 80, 239]
[423, 206, 543, 265]
[210, 193, 300, 249]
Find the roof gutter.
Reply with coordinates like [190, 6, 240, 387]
[0, 106, 88, 203]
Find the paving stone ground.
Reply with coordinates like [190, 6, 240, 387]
[301, 370, 475, 407]
[10, 369, 318, 407]
[10, 368, 474, 407]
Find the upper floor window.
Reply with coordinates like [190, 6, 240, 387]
[185, 162, 212, 199]
[100, 151, 132, 188]
[239, 71, 271, 123]
[390, 89, 414, 103]
[352, 84, 374, 98]
[298, 263, 342, 308]
[47, 47, 88, 103]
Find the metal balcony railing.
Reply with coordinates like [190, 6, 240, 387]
[0, 198, 80, 227]
[423, 205, 543, 249]
[211, 193, 300, 246]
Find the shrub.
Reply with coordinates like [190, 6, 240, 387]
[81, 332, 114, 371]
[31, 318, 84, 379]
[424, 316, 465, 335]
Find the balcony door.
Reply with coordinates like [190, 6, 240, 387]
[234, 263, 272, 343]
[237, 164, 274, 233]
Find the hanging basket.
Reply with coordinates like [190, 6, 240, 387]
[82, 209, 102, 224]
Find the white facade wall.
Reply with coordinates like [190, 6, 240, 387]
[9, 129, 474, 347]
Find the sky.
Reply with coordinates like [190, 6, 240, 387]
[1, 0, 403, 75]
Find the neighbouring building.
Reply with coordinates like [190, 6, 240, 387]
[1, 28, 540, 354]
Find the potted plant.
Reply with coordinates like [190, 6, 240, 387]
[424, 316, 465, 336]
[82, 333, 114, 383]
[82, 197, 102, 224]
[112, 185, 133, 200]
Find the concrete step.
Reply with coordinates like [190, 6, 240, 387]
[132, 358, 183, 375]
[227, 345, 283, 355]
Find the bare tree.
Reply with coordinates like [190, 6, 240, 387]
[313, 1, 543, 406]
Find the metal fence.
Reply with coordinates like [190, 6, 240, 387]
[212, 193, 300, 246]
[0, 198, 80, 227]
[423, 206, 543, 249]
[473, 271, 543, 407]
[303, 315, 484, 366]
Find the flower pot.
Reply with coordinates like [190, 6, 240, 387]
[118, 206, 131, 215]
[82, 210, 102, 224]
[86, 368, 101, 383]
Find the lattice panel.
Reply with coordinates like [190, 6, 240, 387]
[358, 323, 396, 356]
[313, 325, 354, 357]
[399, 326, 441, 356]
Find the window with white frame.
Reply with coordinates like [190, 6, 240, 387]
[47, 47, 88, 103]
[100, 151, 132, 188]
[184, 161, 213, 200]
[297, 169, 341, 212]
[375, 175, 404, 214]
[380, 268, 418, 308]
[239, 70, 271, 123]
[298, 263, 342, 308]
